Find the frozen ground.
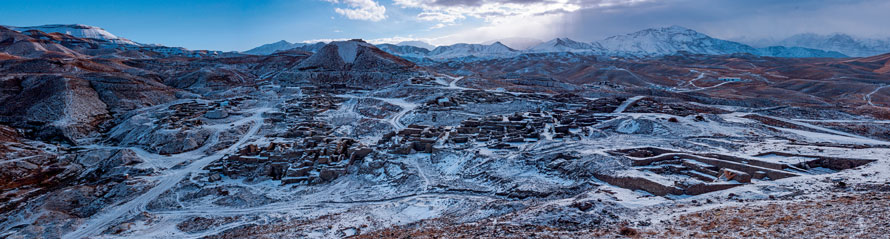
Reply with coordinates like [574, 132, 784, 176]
[6, 78, 877, 238]
[2, 69, 890, 239]
[3, 28, 890, 238]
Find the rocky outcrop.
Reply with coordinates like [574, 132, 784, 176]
[296, 40, 415, 71]
[278, 40, 420, 89]
[0, 75, 109, 142]
[108, 114, 212, 155]
[85, 73, 177, 113]
[163, 68, 253, 94]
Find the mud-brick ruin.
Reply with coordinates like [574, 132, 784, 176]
[206, 137, 373, 185]
[602, 147, 875, 196]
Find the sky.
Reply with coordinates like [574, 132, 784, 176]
[1, 0, 889, 51]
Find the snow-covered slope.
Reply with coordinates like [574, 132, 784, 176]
[756, 46, 847, 58]
[243, 40, 304, 55]
[294, 42, 326, 53]
[528, 37, 603, 53]
[243, 41, 326, 55]
[331, 41, 360, 63]
[376, 44, 430, 59]
[594, 26, 847, 58]
[775, 33, 890, 57]
[482, 37, 543, 50]
[427, 42, 518, 59]
[2, 25, 238, 59]
[597, 26, 758, 57]
[396, 40, 435, 50]
[243, 26, 859, 60]
[0, 26, 84, 58]
[9, 24, 139, 45]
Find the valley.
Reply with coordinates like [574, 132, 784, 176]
[1, 24, 889, 238]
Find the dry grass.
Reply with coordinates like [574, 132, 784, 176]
[642, 192, 890, 238]
[353, 192, 890, 239]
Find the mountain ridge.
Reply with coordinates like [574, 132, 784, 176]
[773, 33, 890, 57]
[245, 26, 853, 59]
[8, 24, 140, 46]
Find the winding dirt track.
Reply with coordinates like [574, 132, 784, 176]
[63, 107, 271, 239]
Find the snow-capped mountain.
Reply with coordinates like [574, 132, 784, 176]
[597, 26, 758, 57]
[244, 41, 328, 55]
[427, 42, 518, 59]
[9, 24, 139, 45]
[755, 46, 847, 58]
[396, 40, 435, 50]
[482, 37, 543, 50]
[2, 24, 242, 58]
[774, 33, 890, 57]
[293, 42, 327, 53]
[528, 37, 603, 53]
[243, 26, 853, 60]
[243, 40, 304, 55]
[594, 26, 847, 58]
[376, 44, 430, 59]
[0, 26, 84, 58]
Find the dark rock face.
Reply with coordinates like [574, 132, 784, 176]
[0, 75, 109, 142]
[76, 149, 145, 180]
[281, 40, 419, 89]
[86, 74, 177, 113]
[163, 68, 251, 93]
[1, 126, 155, 237]
[0, 125, 64, 193]
[296, 40, 415, 72]
[0, 63, 181, 143]
[108, 116, 213, 154]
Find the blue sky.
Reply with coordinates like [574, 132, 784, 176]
[0, 0, 445, 51]
[2, 0, 888, 51]
[0, 0, 474, 50]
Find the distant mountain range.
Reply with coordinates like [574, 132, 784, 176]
[242, 40, 301, 55]
[481, 37, 543, 50]
[761, 33, 890, 57]
[5, 24, 886, 60]
[598, 26, 757, 57]
[243, 41, 327, 55]
[6, 24, 141, 46]
[527, 38, 599, 53]
[1, 24, 239, 58]
[246, 26, 859, 59]
[396, 40, 435, 50]
[426, 42, 518, 59]
[595, 26, 846, 58]
[375, 43, 430, 59]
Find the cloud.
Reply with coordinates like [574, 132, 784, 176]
[327, 0, 387, 21]
[426, 12, 568, 45]
[392, 0, 653, 44]
[394, 0, 648, 24]
[430, 23, 448, 29]
[390, 0, 649, 45]
[417, 11, 464, 23]
[560, 0, 890, 41]
[399, 0, 890, 46]
[311, 0, 890, 49]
